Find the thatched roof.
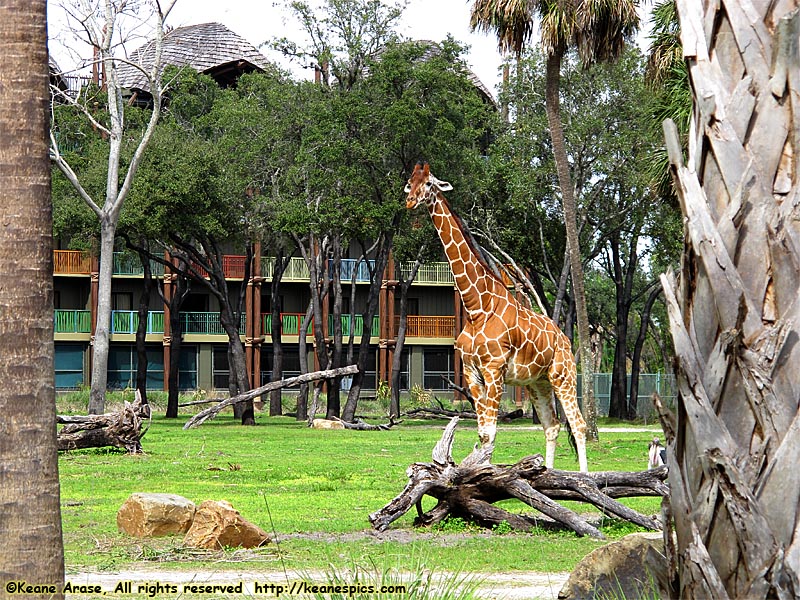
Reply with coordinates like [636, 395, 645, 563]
[117, 22, 271, 92]
[375, 40, 495, 107]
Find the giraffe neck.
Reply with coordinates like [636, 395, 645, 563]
[427, 192, 502, 320]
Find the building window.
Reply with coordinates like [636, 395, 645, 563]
[55, 343, 85, 390]
[107, 344, 164, 390]
[178, 344, 198, 390]
[261, 347, 301, 385]
[213, 345, 229, 390]
[423, 349, 454, 390]
[393, 349, 410, 391]
[111, 292, 133, 311]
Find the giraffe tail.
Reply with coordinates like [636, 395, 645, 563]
[565, 418, 579, 458]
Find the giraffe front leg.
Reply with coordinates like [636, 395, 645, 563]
[464, 363, 501, 460]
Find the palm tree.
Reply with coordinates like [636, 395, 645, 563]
[660, 2, 800, 596]
[0, 0, 65, 593]
[470, 0, 639, 438]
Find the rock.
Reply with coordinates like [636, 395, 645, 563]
[311, 418, 344, 429]
[117, 493, 196, 538]
[183, 500, 270, 550]
[559, 532, 668, 599]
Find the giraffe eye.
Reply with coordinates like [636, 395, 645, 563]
[425, 181, 433, 188]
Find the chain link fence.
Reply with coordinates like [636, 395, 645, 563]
[577, 373, 677, 423]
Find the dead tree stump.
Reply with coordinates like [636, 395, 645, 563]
[369, 418, 668, 539]
[57, 391, 150, 454]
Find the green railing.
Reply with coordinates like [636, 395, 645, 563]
[112, 252, 166, 276]
[262, 313, 314, 336]
[110, 310, 165, 334]
[54, 310, 91, 333]
[329, 314, 380, 337]
[180, 312, 245, 335]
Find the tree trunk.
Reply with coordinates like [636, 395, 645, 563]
[608, 232, 638, 420]
[134, 247, 154, 404]
[390, 255, 423, 417]
[296, 301, 314, 421]
[0, 1, 66, 589]
[628, 284, 661, 418]
[342, 231, 395, 422]
[88, 219, 116, 413]
[663, 3, 800, 596]
[269, 253, 290, 416]
[545, 48, 598, 441]
[165, 272, 189, 418]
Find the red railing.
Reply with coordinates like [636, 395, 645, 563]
[223, 255, 247, 279]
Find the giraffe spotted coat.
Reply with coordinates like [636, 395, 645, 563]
[405, 162, 588, 472]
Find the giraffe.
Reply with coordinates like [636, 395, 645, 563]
[405, 162, 588, 472]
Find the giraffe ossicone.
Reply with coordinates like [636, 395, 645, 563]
[405, 162, 589, 472]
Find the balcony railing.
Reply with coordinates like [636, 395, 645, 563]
[223, 255, 247, 279]
[53, 250, 91, 275]
[332, 258, 375, 283]
[400, 261, 454, 285]
[328, 314, 380, 337]
[110, 310, 165, 334]
[395, 315, 455, 338]
[262, 257, 310, 282]
[180, 312, 245, 335]
[54, 309, 91, 333]
[262, 313, 314, 336]
[112, 252, 165, 276]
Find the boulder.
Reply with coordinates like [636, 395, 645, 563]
[117, 493, 196, 538]
[559, 532, 668, 599]
[183, 500, 270, 550]
[311, 418, 344, 429]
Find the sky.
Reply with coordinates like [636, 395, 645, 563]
[47, 1, 653, 98]
[47, 0, 508, 95]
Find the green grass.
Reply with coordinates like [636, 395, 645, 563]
[58, 396, 663, 578]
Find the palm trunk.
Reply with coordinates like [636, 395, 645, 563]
[663, 3, 800, 596]
[0, 1, 65, 589]
[544, 48, 598, 440]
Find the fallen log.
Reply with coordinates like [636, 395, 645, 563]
[331, 416, 402, 431]
[58, 391, 150, 454]
[404, 406, 524, 421]
[184, 365, 359, 429]
[369, 417, 668, 539]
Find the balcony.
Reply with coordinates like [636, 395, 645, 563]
[329, 314, 380, 337]
[54, 309, 91, 333]
[395, 315, 455, 338]
[262, 313, 313, 336]
[332, 258, 375, 283]
[112, 252, 165, 277]
[400, 261, 454, 285]
[260, 313, 381, 337]
[262, 257, 310, 282]
[53, 250, 91, 275]
[180, 311, 245, 335]
[110, 310, 165, 334]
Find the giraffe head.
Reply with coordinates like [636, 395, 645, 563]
[404, 162, 453, 210]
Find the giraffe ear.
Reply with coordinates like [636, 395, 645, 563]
[404, 182, 412, 193]
[432, 177, 453, 192]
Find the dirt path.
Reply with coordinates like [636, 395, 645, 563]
[63, 567, 570, 599]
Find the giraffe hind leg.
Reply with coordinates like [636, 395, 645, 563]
[549, 364, 588, 472]
[528, 382, 560, 470]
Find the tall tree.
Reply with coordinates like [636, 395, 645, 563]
[470, 0, 640, 440]
[49, 0, 177, 414]
[0, 0, 65, 591]
[660, 2, 800, 596]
